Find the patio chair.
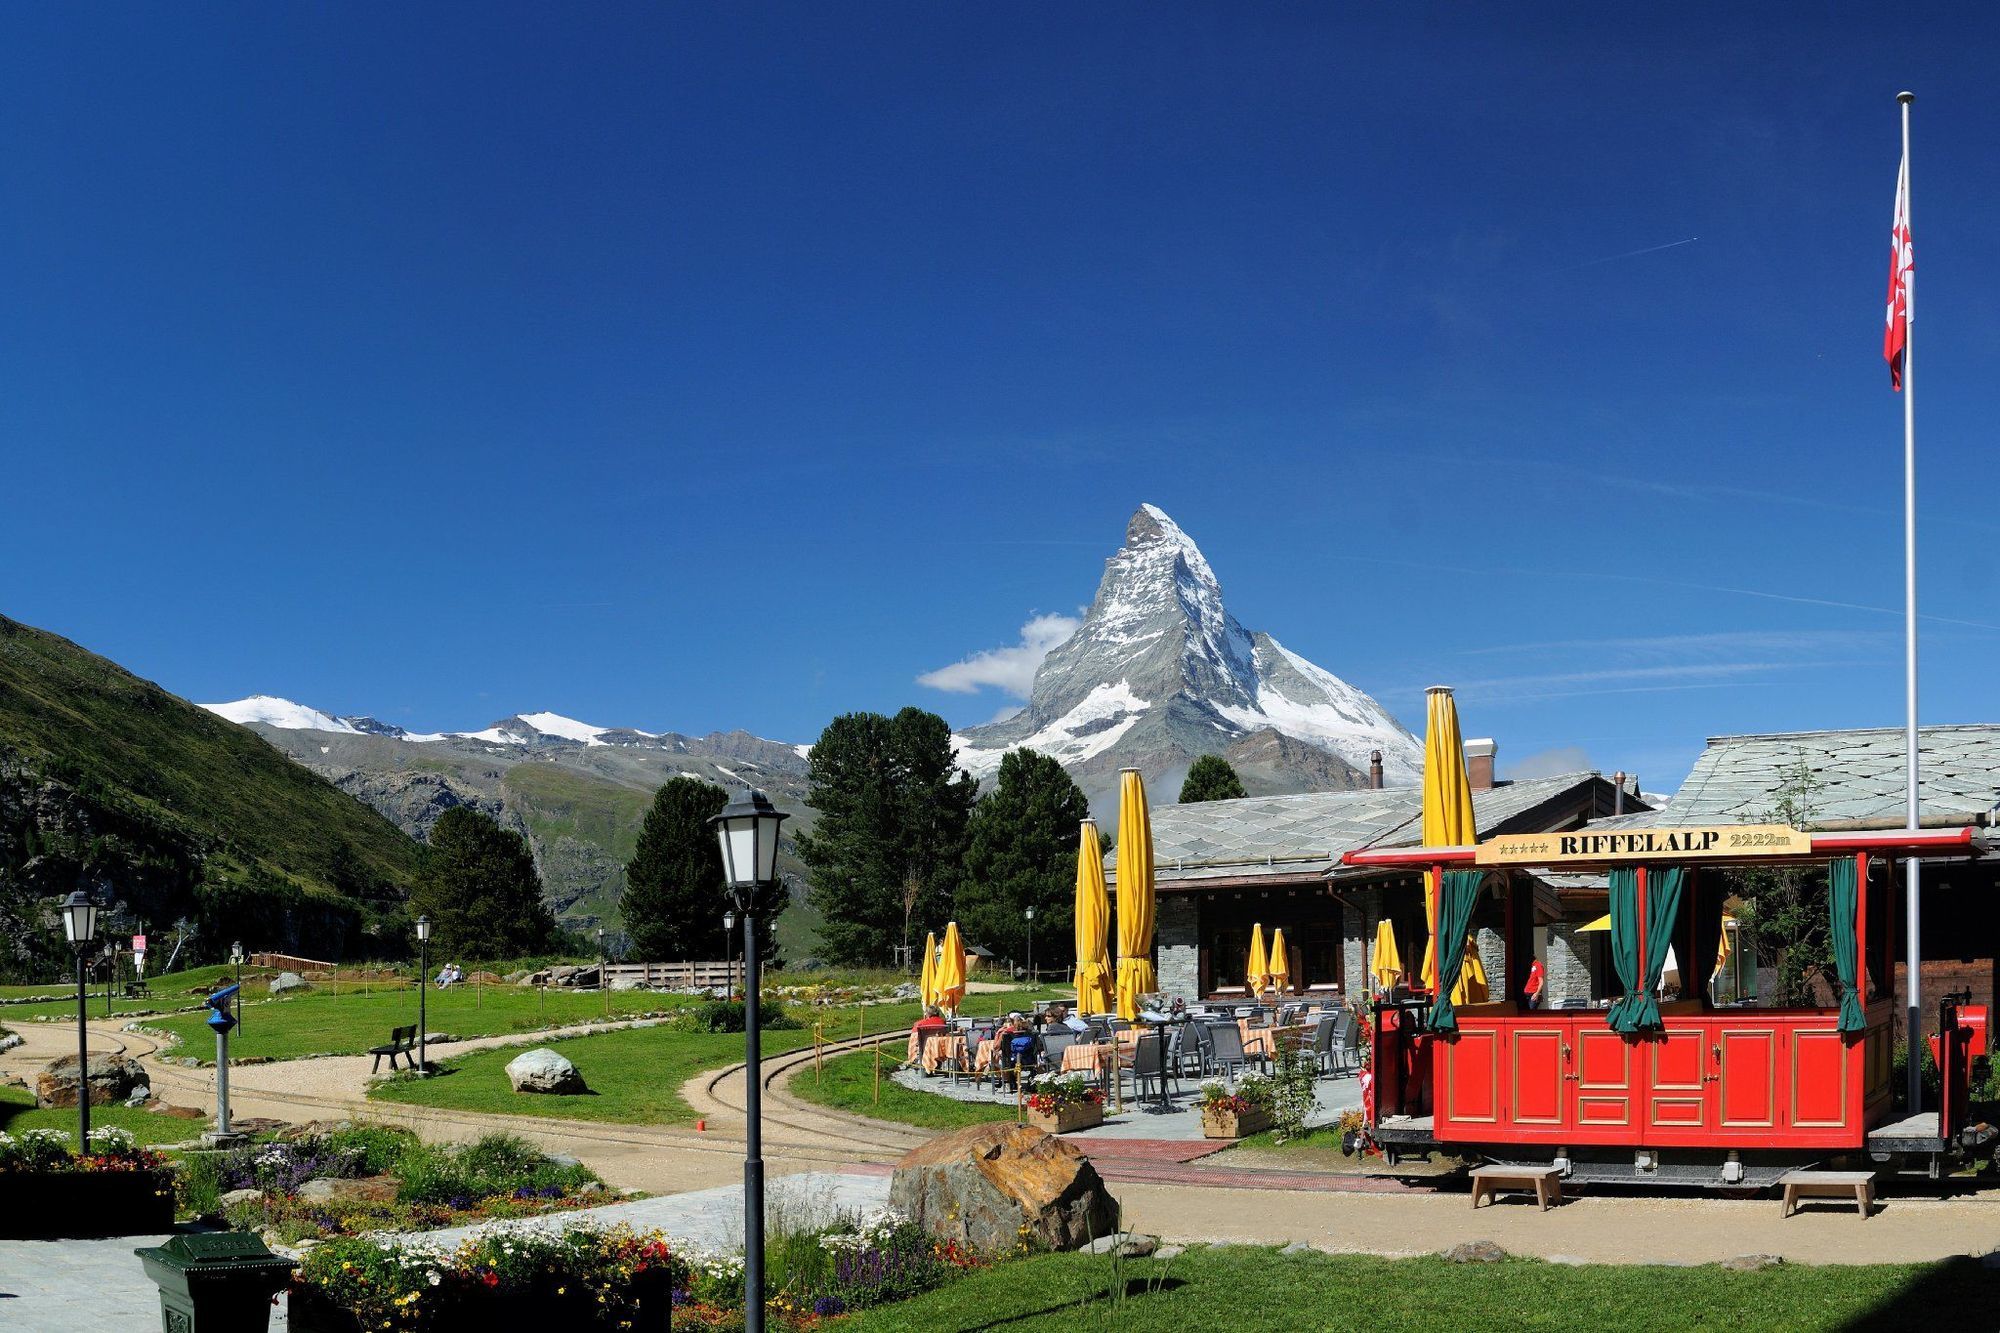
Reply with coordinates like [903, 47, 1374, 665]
[1308, 1014, 1338, 1075]
[1208, 1020, 1259, 1078]
[1124, 1030, 1177, 1106]
[1165, 1021, 1203, 1078]
[1336, 1013, 1366, 1074]
[1038, 1030, 1078, 1073]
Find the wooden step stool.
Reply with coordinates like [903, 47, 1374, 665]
[1779, 1169, 1875, 1219]
[1468, 1164, 1564, 1212]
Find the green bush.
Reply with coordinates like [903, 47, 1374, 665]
[392, 1133, 599, 1206]
[177, 1152, 224, 1217]
[672, 999, 803, 1033]
[321, 1123, 419, 1176]
[1891, 1039, 1942, 1110]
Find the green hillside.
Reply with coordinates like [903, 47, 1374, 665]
[0, 615, 424, 969]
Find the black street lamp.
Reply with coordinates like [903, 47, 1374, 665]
[60, 890, 101, 1147]
[709, 788, 787, 1333]
[1024, 905, 1035, 983]
[414, 915, 431, 1074]
[230, 941, 245, 1036]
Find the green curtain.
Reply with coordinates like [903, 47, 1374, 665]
[1829, 856, 1867, 1034]
[1634, 867, 1686, 1030]
[1605, 868, 1644, 1032]
[1427, 870, 1485, 1034]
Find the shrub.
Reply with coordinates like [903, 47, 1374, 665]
[1270, 1049, 1318, 1142]
[393, 1134, 599, 1207]
[672, 999, 802, 1033]
[322, 1123, 419, 1176]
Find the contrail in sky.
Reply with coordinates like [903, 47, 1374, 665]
[1563, 236, 1700, 271]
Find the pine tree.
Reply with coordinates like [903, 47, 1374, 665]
[796, 707, 976, 967]
[407, 808, 555, 961]
[956, 748, 1091, 973]
[621, 776, 754, 962]
[1179, 754, 1247, 803]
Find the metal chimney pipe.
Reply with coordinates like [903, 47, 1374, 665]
[1369, 751, 1384, 790]
[1613, 771, 1626, 815]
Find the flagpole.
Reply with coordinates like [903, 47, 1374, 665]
[1897, 90, 1922, 1113]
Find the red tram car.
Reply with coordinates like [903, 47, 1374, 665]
[1345, 824, 1993, 1187]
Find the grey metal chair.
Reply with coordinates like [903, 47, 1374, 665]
[1124, 1030, 1176, 1107]
[1208, 1020, 1258, 1078]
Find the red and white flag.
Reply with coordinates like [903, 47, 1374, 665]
[1885, 154, 1913, 389]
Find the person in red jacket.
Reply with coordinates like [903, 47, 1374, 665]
[1523, 958, 1546, 1010]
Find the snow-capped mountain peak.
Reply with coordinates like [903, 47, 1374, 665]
[951, 505, 1421, 799]
[203, 695, 363, 735]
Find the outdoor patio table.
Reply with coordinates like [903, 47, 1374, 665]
[1061, 1041, 1116, 1076]
[1240, 1022, 1307, 1060]
[922, 1034, 966, 1074]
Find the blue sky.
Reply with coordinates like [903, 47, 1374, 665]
[4, 5, 1997, 794]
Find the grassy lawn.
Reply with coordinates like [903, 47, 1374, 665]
[146, 982, 701, 1061]
[0, 963, 243, 1019]
[841, 1247, 1991, 1332]
[787, 1046, 1020, 1131]
[0, 1083, 204, 1146]
[371, 990, 1068, 1126]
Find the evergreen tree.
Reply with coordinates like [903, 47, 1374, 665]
[1179, 754, 1248, 803]
[620, 777, 783, 962]
[956, 748, 1091, 973]
[796, 707, 976, 967]
[407, 808, 554, 961]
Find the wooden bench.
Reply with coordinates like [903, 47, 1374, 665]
[1469, 1164, 1564, 1212]
[368, 1024, 418, 1074]
[1780, 1169, 1875, 1219]
[122, 981, 151, 999]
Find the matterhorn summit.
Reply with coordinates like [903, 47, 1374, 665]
[952, 504, 1421, 801]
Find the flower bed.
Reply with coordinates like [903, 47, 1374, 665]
[0, 1128, 175, 1237]
[1023, 1074, 1105, 1134]
[1199, 1074, 1276, 1139]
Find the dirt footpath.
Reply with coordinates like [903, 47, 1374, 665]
[1118, 1179, 2000, 1266]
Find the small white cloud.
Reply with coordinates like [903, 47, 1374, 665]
[1504, 746, 1593, 781]
[918, 613, 1081, 697]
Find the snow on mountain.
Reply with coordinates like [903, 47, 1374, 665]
[203, 695, 363, 735]
[951, 504, 1421, 796]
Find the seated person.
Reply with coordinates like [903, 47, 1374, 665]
[912, 1006, 949, 1039]
[434, 964, 455, 988]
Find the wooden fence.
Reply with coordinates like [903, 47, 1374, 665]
[601, 961, 737, 990]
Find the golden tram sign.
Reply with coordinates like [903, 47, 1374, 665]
[1475, 824, 1812, 866]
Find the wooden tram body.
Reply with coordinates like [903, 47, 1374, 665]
[1347, 827, 1992, 1185]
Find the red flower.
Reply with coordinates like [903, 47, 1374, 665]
[481, 1271, 499, 1288]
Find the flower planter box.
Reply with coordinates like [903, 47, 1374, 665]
[289, 1269, 672, 1332]
[1026, 1102, 1104, 1134]
[0, 1169, 175, 1238]
[1200, 1106, 1274, 1139]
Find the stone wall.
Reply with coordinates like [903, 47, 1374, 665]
[1475, 926, 1507, 997]
[1545, 922, 1593, 1006]
[1341, 886, 1381, 993]
[1156, 893, 1200, 1002]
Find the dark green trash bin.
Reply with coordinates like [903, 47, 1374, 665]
[134, 1232, 297, 1333]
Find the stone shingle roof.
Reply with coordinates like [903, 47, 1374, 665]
[1130, 772, 1616, 884]
[1620, 724, 2000, 830]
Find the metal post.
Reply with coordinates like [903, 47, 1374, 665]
[215, 1017, 232, 1137]
[74, 952, 91, 1146]
[1898, 90, 1923, 1111]
[417, 938, 428, 1074]
[742, 907, 765, 1333]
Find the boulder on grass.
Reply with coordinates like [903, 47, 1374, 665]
[35, 1053, 147, 1109]
[889, 1122, 1118, 1255]
[506, 1048, 587, 1095]
[269, 971, 310, 996]
[298, 1176, 399, 1204]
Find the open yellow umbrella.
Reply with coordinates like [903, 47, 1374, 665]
[1419, 686, 1478, 998]
[1268, 927, 1291, 995]
[1371, 919, 1403, 989]
[1577, 913, 1612, 933]
[1246, 923, 1269, 997]
[918, 930, 939, 1008]
[1114, 768, 1157, 1019]
[1073, 818, 1114, 1014]
[937, 921, 967, 1014]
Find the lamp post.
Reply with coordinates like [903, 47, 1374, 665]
[414, 915, 431, 1074]
[710, 788, 788, 1333]
[230, 941, 245, 1035]
[723, 911, 738, 997]
[60, 890, 102, 1147]
[1024, 906, 1035, 984]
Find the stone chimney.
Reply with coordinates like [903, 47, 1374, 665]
[1465, 739, 1497, 791]
[1369, 750, 1384, 790]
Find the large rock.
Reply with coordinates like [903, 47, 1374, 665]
[506, 1048, 587, 1094]
[35, 1053, 148, 1109]
[269, 971, 310, 996]
[889, 1123, 1118, 1254]
[298, 1176, 399, 1204]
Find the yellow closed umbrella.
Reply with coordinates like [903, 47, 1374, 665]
[1268, 927, 1291, 995]
[1371, 919, 1403, 989]
[1419, 686, 1479, 998]
[918, 930, 939, 1008]
[1460, 934, 1489, 1002]
[1246, 923, 1269, 997]
[1073, 819, 1114, 1014]
[937, 920, 967, 1014]
[1712, 914, 1736, 979]
[1114, 768, 1157, 1019]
